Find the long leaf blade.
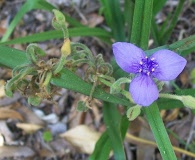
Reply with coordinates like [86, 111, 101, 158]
[103, 102, 126, 160]
[143, 103, 177, 160]
[1, 28, 111, 45]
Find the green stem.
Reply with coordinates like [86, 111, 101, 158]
[159, 93, 182, 101]
[43, 71, 53, 86]
[53, 55, 66, 75]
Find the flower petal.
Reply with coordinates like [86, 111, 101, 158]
[130, 75, 159, 106]
[151, 49, 187, 81]
[112, 42, 145, 73]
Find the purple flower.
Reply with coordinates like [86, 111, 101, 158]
[112, 42, 187, 106]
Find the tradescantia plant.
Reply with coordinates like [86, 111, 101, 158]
[1, 1, 195, 159]
[113, 42, 187, 106]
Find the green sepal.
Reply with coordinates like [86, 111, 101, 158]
[28, 95, 42, 106]
[126, 105, 141, 121]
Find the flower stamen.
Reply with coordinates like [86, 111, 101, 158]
[137, 57, 158, 76]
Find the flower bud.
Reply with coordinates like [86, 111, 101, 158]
[61, 38, 71, 56]
[126, 105, 141, 121]
[52, 9, 65, 26]
[181, 95, 195, 109]
[110, 77, 131, 94]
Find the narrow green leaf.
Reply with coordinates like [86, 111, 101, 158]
[1, 1, 31, 42]
[140, 0, 154, 50]
[124, 0, 134, 41]
[151, 17, 160, 46]
[1, 28, 111, 45]
[90, 115, 129, 160]
[146, 35, 195, 57]
[89, 131, 111, 160]
[1, 0, 84, 42]
[159, 0, 185, 44]
[103, 102, 126, 160]
[157, 98, 183, 110]
[153, 0, 167, 15]
[143, 103, 177, 160]
[0, 45, 29, 68]
[51, 69, 131, 106]
[130, 0, 145, 45]
[100, 0, 125, 41]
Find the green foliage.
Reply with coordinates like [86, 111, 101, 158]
[100, 0, 125, 41]
[103, 102, 127, 160]
[43, 131, 53, 142]
[152, 0, 185, 46]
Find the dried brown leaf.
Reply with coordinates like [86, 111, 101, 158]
[14, 105, 44, 125]
[60, 125, 101, 154]
[0, 146, 35, 158]
[0, 80, 5, 98]
[0, 108, 23, 121]
[16, 123, 43, 134]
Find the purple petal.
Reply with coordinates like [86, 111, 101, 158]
[130, 75, 159, 106]
[151, 49, 187, 81]
[112, 42, 145, 73]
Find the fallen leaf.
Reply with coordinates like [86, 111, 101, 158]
[0, 146, 35, 158]
[16, 123, 43, 134]
[0, 108, 23, 121]
[60, 125, 101, 154]
[0, 80, 5, 98]
[14, 105, 45, 126]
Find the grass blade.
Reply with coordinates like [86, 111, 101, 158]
[140, 0, 154, 50]
[0, 28, 112, 45]
[90, 114, 129, 160]
[1, 1, 31, 42]
[130, 0, 145, 45]
[159, 0, 185, 44]
[143, 103, 177, 160]
[153, 0, 167, 15]
[124, 0, 134, 41]
[103, 102, 126, 160]
[100, 0, 125, 41]
[89, 131, 111, 160]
